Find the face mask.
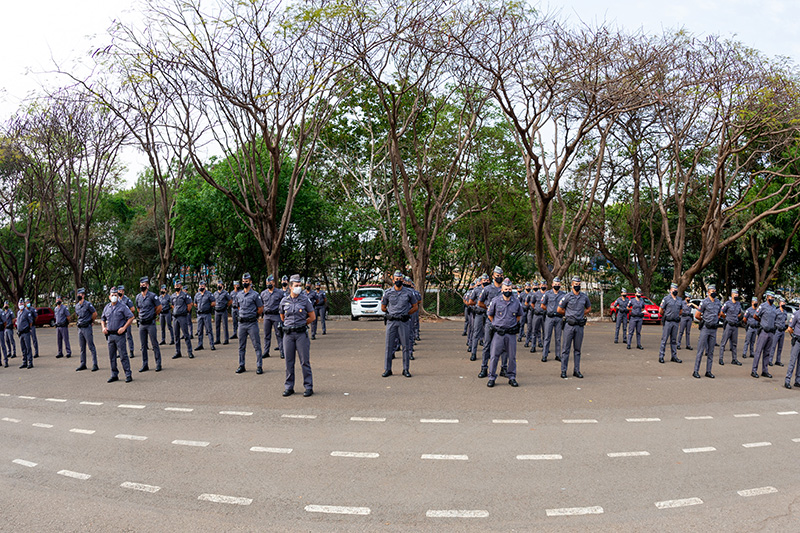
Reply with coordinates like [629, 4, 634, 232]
[281, 282, 287, 287]
[573, 285, 581, 292]
[141, 285, 147, 292]
[175, 288, 181, 293]
[26, 303, 30, 308]
[267, 284, 273, 289]
[394, 279, 403, 288]
[502, 291, 512, 298]
[160, 291, 165, 295]
[199, 287, 205, 292]
[56, 300, 62, 306]
[710, 292, 717, 299]
[525, 288, 530, 293]
[19, 304, 24, 310]
[541, 287, 546, 291]
[734, 296, 740, 301]
[242, 282, 251, 289]
[768, 298, 774, 305]
[110, 295, 119, 303]
[494, 276, 503, 284]
[672, 290, 678, 296]
[292, 286, 302, 295]
[553, 285, 561, 291]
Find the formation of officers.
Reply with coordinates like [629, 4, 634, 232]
[463, 275, 800, 389]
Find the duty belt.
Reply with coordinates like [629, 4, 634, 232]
[665, 317, 679, 323]
[284, 325, 307, 334]
[388, 314, 410, 322]
[534, 310, 546, 315]
[240, 316, 257, 323]
[56, 322, 68, 328]
[762, 327, 776, 334]
[173, 312, 187, 317]
[140, 319, 154, 326]
[198, 311, 211, 315]
[566, 317, 587, 327]
[703, 322, 719, 329]
[547, 312, 559, 318]
[631, 313, 644, 318]
[491, 324, 520, 336]
[77, 322, 92, 328]
[160, 311, 170, 315]
[474, 308, 486, 315]
[265, 310, 280, 315]
[215, 309, 228, 313]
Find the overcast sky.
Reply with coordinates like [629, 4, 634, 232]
[2, 0, 798, 181]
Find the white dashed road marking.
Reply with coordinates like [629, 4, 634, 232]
[350, 417, 386, 422]
[0, 393, 10, 397]
[655, 498, 703, 509]
[305, 505, 371, 515]
[421, 454, 468, 461]
[426, 510, 489, 518]
[12, 459, 37, 467]
[115, 434, 148, 441]
[734, 413, 759, 418]
[793, 438, 800, 443]
[45, 398, 68, 403]
[330, 451, 379, 459]
[18, 396, 36, 400]
[250, 447, 293, 454]
[607, 451, 650, 458]
[683, 447, 716, 454]
[121, 482, 161, 493]
[164, 407, 193, 412]
[517, 454, 562, 461]
[2, 417, 20, 423]
[172, 440, 210, 447]
[420, 419, 459, 424]
[69, 429, 95, 435]
[198, 493, 252, 505]
[562, 419, 598, 424]
[546, 506, 604, 516]
[32, 423, 53, 428]
[282, 414, 317, 419]
[626, 418, 660, 423]
[220, 411, 253, 416]
[738, 487, 778, 497]
[118, 404, 146, 409]
[58, 470, 91, 481]
[777, 411, 798, 416]
[685, 416, 713, 420]
[742, 442, 771, 448]
[493, 419, 529, 424]
[80, 401, 103, 406]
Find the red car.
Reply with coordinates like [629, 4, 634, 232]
[609, 294, 662, 325]
[33, 307, 56, 327]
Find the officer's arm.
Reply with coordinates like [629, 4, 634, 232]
[477, 299, 488, 310]
[694, 310, 701, 321]
[307, 311, 316, 325]
[156, 304, 163, 315]
[187, 301, 194, 311]
[257, 306, 264, 316]
[409, 302, 419, 315]
[101, 317, 108, 334]
[211, 299, 216, 308]
[91, 311, 97, 320]
[557, 305, 566, 315]
[120, 315, 135, 332]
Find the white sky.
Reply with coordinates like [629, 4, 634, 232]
[1, 0, 798, 183]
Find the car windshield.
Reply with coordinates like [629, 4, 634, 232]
[644, 298, 654, 305]
[356, 289, 383, 299]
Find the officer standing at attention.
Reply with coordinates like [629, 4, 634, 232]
[557, 276, 591, 379]
[235, 273, 264, 374]
[677, 295, 695, 350]
[54, 296, 72, 359]
[467, 274, 488, 361]
[529, 281, 547, 352]
[626, 289, 646, 350]
[102, 287, 135, 383]
[117, 286, 136, 358]
[658, 283, 683, 364]
[478, 267, 505, 377]
[465, 278, 480, 352]
[751, 291, 778, 379]
[159, 284, 174, 345]
[742, 297, 760, 358]
[171, 280, 194, 359]
[314, 281, 327, 337]
[381, 270, 418, 378]
[214, 282, 231, 345]
[2, 302, 15, 360]
[462, 281, 474, 337]
[409, 278, 422, 344]
[280, 275, 316, 397]
[782, 304, 800, 389]
[518, 282, 531, 343]
[613, 289, 629, 344]
[260, 275, 284, 360]
[16, 299, 34, 369]
[230, 280, 241, 339]
[184, 285, 194, 339]
[194, 280, 216, 351]
[540, 277, 566, 363]
[769, 297, 788, 367]
[135, 277, 163, 372]
[303, 283, 319, 340]
[486, 278, 522, 388]
[693, 284, 722, 379]
[0, 303, 7, 366]
[74, 288, 98, 372]
[718, 289, 743, 366]
[25, 299, 39, 359]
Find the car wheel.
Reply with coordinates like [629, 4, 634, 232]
[350, 315, 359, 321]
[610, 311, 616, 321]
[49, 319, 55, 327]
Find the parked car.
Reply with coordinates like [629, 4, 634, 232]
[350, 286, 386, 320]
[609, 293, 662, 324]
[34, 307, 56, 327]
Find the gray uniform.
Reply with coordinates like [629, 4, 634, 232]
[230, 288, 240, 338]
[159, 292, 174, 344]
[54, 303, 72, 358]
[313, 289, 327, 336]
[75, 299, 98, 368]
[135, 290, 162, 368]
[411, 289, 422, 342]
[0, 309, 8, 364]
[658, 295, 681, 362]
[16, 307, 34, 367]
[752, 301, 778, 375]
[237, 289, 264, 369]
[742, 306, 759, 357]
[613, 296, 628, 343]
[677, 300, 693, 348]
[770, 308, 787, 366]
[120, 295, 135, 356]
[194, 289, 215, 348]
[469, 285, 487, 358]
[382, 286, 416, 372]
[694, 297, 722, 374]
[529, 290, 546, 347]
[517, 290, 530, 341]
[480, 283, 503, 370]
[718, 299, 742, 363]
[541, 289, 566, 361]
[28, 307, 38, 357]
[463, 289, 471, 336]
[172, 290, 194, 358]
[261, 288, 285, 358]
[559, 291, 591, 375]
[214, 289, 231, 344]
[2, 308, 15, 359]
[280, 292, 314, 392]
[102, 301, 134, 379]
[487, 294, 522, 380]
[626, 297, 646, 348]
[784, 310, 800, 386]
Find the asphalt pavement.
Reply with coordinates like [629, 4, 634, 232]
[1, 319, 798, 532]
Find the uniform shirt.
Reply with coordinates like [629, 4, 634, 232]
[101, 301, 134, 332]
[237, 289, 263, 320]
[626, 297, 646, 317]
[412, 289, 422, 314]
[29, 307, 38, 327]
[532, 290, 545, 313]
[120, 295, 134, 312]
[16, 308, 33, 331]
[559, 291, 591, 320]
[75, 300, 97, 326]
[315, 290, 327, 308]
[789, 309, 800, 335]
[614, 296, 628, 316]
[541, 289, 566, 315]
[659, 295, 681, 321]
[54, 304, 70, 326]
[776, 308, 788, 330]
[680, 300, 693, 319]
[381, 286, 416, 316]
[743, 306, 758, 327]
[280, 293, 315, 328]
[487, 294, 523, 328]
[479, 283, 503, 309]
[720, 299, 742, 325]
[194, 290, 214, 313]
[521, 290, 531, 309]
[135, 290, 160, 322]
[159, 293, 172, 314]
[172, 290, 193, 316]
[698, 297, 722, 325]
[0, 310, 8, 329]
[755, 301, 778, 330]
[214, 289, 231, 312]
[260, 288, 285, 313]
[230, 289, 241, 309]
[305, 289, 319, 307]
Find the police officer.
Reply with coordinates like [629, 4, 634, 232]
[25, 299, 39, 358]
[718, 289, 743, 366]
[381, 270, 418, 378]
[171, 280, 194, 359]
[54, 296, 72, 359]
[2, 302, 15, 360]
[658, 283, 683, 364]
[230, 280, 241, 339]
[313, 281, 327, 337]
[101, 287, 135, 383]
[214, 282, 231, 345]
[304, 282, 319, 341]
[742, 297, 760, 358]
[626, 289, 646, 350]
[184, 285, 194, 340]
[613, 289, 629, 344]
[408, 277, 422, 349]
[74, 288, 98, 372]
[677, 295, 695, 350]
[194, 280, 216, 351]
[529, 281, 547, 352]
[487, 278, 522, 387]
[261, 275, 284, 359]
[117, 286, 136, 358]
[159, 284, 175, 345]
[783, 305, 800, 389]
[540, 277, 565, 363]
[478, 267, 505, 377]
[693, 284, 722, 379]
[770, 297, 788, 367]
[0, 303, 7, 366]
[16, 299, 34, 369]
[518, 282, 531, 342]
[135, 277, 163, 372]
[280, 275, 316, 397]
[467, 274, 488, 361]
[462, 281, 474, 337]
[464, 278, 480, 352]
[751, 291, 779, 379]
[557, 276, 592, 379]
[235, 272, 264, 374]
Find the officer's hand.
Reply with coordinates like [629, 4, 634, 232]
[102, 327, 108, 335]
[118, 326, 126, 334]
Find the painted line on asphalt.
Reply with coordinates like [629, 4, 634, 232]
[281, 414, 317, 419]
[655, 498, 703, 509]
[32, 423, 53, 428]
[250, 447, 293, 454]
[18, 396, 36, 400]
[220, 411, 253, 416]
[421, 454, 468, 461]
[58, 470, 91, 481]
[685, 416, 713, 420]
[607, 451, 650, 458]
[350, 417, 386, 422]
[69, 428, 95, 435]
[115, 434, 148, 441]
[45, 398, 68, 403]
[118, 404, 146, 410]
[742, 442, 771, 448]
[12, 459, 37, 467]
[546, 506, 604, 516]
[562, 419, 598, 424]
[683, 447, 716, 454]
[0, 393, 10, 397]
[493, 419, 529, 424]
[165, 407, 193, 412]
[2, 417, 20, 423]
[734, 413, 760, 418]
[517, 454, 562, 461]
[80, 401, 103, 406]
[738, 487, 778, 497]
[121, 481, 161, 493]
[198, 493, 252, 505]
[305, 505, 370, 515]
[626, 418, 661, 423]
[172, 440, 210, 447]
[420, 419, 459, 424]
[793, 438, 800, 443]
[330, 451, 380, 459]
[426, 510, 489, 518]
[777, 411, 798, 416]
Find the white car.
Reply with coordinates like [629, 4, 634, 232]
[350, 286, 386, 320]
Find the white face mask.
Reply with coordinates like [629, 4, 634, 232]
[19, 304, 24, 310]
[110, 295, 119, 303]
[292, 286, 302, 295]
